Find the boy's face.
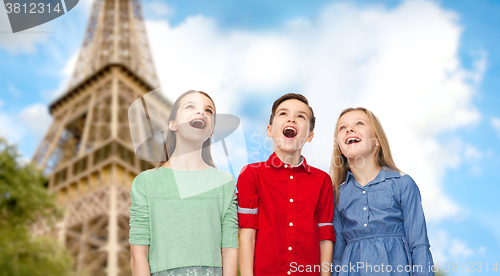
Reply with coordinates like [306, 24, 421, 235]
[267, 99, 314, 154]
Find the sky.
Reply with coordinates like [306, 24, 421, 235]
[1, 0, 500, 274]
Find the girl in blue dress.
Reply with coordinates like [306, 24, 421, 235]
[330, 107, 434, 276]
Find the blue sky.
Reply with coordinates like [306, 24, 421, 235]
[1, 0, 500, 274]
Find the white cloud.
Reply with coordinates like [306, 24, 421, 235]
[0, 2, 50, 54]
[143, 0, 175, 20]
[42, 51, 78, 100]
[464, 144, 483, 160]
[449, 239, 474, 259]
[8, 83, 21, 97]
[463, 144, 483, 175]
[429, 229, 482, 262]
[492, 117, 500, 139]
[0, 112, 25, 142]
[18, 104, 52, 139]
[145, 0, 485, 222]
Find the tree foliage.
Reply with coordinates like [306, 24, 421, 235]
[0, 138, 83, 276]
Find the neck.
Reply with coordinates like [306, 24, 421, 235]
[348, 154, 381, 186]
[275, 148, 302, 167]
[165, 137, 209, 170]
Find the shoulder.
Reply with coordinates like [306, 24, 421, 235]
[238, 162, 265, 178]
[136, 167, 164, 181]
[307, 166, 331, 182]
[383, 169, 419, 192]
[212, 168, 235, 185]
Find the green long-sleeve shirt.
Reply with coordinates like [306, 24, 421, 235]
[129, 166, 238, 273]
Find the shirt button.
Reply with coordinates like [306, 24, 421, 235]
[362, 191, 366, 194]
[290, 175, 293, 179]
[363, 207, 367, 211]
[290, 198, 294, 203]
[288, 271, 291, 275]
[364, 223, 368, 227]
[284, 164, 288, 168]
[288, 246, 292, 251]
[289, 222, 293, 226]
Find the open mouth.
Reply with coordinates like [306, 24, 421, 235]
[282, 126, 297, 138]
[189, 118, 206, 129]
[345, 137, 361, 145]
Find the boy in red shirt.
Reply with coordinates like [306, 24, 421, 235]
[238, 93, 335, 276]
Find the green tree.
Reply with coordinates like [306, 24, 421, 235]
[0, 138, 84, 276]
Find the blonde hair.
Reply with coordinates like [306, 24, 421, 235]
[329, 107, 401, 205]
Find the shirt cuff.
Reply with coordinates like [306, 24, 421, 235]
[238, 214, 258, 229]
[318, 224, 335, 241]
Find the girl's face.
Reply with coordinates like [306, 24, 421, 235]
[336, 110, 380, 161]
[170, 93, 215, 144]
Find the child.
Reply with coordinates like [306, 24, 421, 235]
[129, 90, 238, 276]
[330, 107, 434, 276]
[238, 93, 335, 276]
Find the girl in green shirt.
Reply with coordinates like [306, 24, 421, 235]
[129, 91, 238, 276]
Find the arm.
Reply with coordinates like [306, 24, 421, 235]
[236, 166, 259, 276]
[129, 174, 151, 275]
[221, 184, 239, 276]
[401, 175, 434, 276]
[222, 248, 238, 276]
[130, 245, 151, 276]
[332, 206, 346, 276]
[316, 175, 335, 276]
[239, 228, 256, 276]
[320, 240, 333, 276]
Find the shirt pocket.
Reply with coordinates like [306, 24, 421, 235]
[369, 190, 394, 210]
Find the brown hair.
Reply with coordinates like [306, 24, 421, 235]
[329, 107, 401, 205]
[155, 90, 216, 168]
[269, 93, 316, 131]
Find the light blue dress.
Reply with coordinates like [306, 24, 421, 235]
[332, 168, 434, 276]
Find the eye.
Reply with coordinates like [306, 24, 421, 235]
[298, 115, 305, 119]
[339, 126, 346, 130]
[205, 109, 213, 114]
[279, 111, 286, 116]
[186, 104, 194, 109]
[357, 121, 364, 125]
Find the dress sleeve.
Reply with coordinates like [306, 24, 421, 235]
[221, 179, 238, 248]
[332, 205, 346, 276]
[401, 174, 434, 276]
[129, 173, 150, 246]
[315, 175, 335, 241]
[236, 165, 259, 229]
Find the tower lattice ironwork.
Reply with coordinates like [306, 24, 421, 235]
[31, 0, 170, 274]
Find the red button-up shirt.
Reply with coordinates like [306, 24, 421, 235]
[237, 153, 335, 276]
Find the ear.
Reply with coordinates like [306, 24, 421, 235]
[169, 120, 178, 131]
[375, 139, 380, 147]
[266, 124, 273, 138]
[306, 131, 314, 143]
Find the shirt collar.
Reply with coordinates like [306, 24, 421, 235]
[266, 152, 311, 173]
[344, 166, 400, 187]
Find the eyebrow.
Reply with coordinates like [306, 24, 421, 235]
[277, 108, 308, 116]
[338, 118, 368, 126]
[184, 101, 214, 110]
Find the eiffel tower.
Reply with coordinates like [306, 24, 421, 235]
[31, 0, 170, 274]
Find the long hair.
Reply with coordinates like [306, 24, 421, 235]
[329, 107, 401, 205]
[155, 90, 216, 168]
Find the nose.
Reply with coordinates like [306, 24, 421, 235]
[196, 110, 205, 116]
[347, 127, 354, 133]
[287, 118, 296, 123]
